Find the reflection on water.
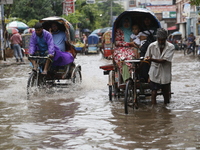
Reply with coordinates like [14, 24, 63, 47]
[0, 52, 200, 149]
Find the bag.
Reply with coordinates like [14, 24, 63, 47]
[5, 47, 14, 58]
[140, 30, 156, 57]
[66, 42, 77, 58]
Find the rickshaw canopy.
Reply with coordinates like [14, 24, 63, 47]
[40, 16, 75, 42]
[112, 8, 161, 43]
[172, 31, 182, 36]
[88, 34, 99, 45]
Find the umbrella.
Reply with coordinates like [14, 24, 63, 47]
[99, 27, 112, 34]
[23, 28, 35, 34]
[6, 28, 19, 34]
[91, 28, 102, 35]
[82, 28, 91, 33]
[172, 31, 182, 36]
[6, 21, 29, 30]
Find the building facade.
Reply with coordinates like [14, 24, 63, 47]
[176, 0, 199, 42]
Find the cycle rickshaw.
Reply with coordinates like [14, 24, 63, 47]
[27, 16, 82, 99]
[100, 8, 172, 114]
[85, 33, 100, 54]
[101, 29, 113, 59]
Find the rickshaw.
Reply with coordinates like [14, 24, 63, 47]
[101, 29, 113, 59]
[27, 16, 82, 99]
[85, 33, 100, 54]
[168, 31, 184, 50]
[100, 8, 170, 114]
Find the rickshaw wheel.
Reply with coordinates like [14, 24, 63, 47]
[71, 68, 82, 83]
[109, 85, 112, 101]
[27, 71, 38, 100]
[124, 79, 134, 114]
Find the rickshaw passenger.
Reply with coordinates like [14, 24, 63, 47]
[29, 22, 55, 75]
[50, 22, 74, 79]
[113, 17, 138, 82]
[140, 17, 157, 44]
[140, 17, 157, 56]
[139, 17, 157, 82]
[130, 24, 141, 58]
[144, 28, 175, 105]
[50, 22, 67, 52]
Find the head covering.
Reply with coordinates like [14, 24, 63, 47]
[120, 17, 132, 42]
[156, 28, 168, 39]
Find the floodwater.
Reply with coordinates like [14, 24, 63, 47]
[0, 51, 200, 149]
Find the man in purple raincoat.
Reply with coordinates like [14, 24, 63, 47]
[29, 22, 74, 75]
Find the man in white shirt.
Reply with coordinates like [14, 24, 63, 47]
[145, 28, 175, 105]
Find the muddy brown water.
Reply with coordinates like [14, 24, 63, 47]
[0, 51, 200, 149]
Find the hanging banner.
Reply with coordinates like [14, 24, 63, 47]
[63, 0, 75, 15]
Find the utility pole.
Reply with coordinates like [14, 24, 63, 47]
[0, 0, 13, 61]
[0, 2, 6, 61]
[110, 0, 113, 26]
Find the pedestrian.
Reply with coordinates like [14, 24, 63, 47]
[10, 31, 24, 62]
[82, 33, 87, 45]
[144, 28, 175, 105]
[187, 32, 196, 53]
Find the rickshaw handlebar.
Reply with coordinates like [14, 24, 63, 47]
[28, 55, 49, 59]
[125, 57, 144, 63]
[125, 60, 141, 63]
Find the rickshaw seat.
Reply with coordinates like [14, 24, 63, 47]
[99, 64, 114, 71]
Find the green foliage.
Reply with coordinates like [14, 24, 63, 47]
[11, 0, 55, 21]
[4, 0, 124, 31]
[27, 19, 39, 28]
[97, 0, 124, 27]
[190, 0, 200, 6]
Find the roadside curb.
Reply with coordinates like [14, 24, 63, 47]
[0, 57, 28, 67]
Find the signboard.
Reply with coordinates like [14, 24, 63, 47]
[63, 0, 75, 15]
[139, 0, 172, 5]
[182, 3, 190, 17]
[86, 0, 95, 4]
[162, 11, 176, 18]
[149, 0, 172, 5]
[0, 0, 13, 4]
[146, 5, 176, 13]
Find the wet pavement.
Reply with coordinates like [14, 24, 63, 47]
[0, 51, 200, 149]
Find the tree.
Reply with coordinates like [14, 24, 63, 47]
[11, 0, 55, 21]
[97, 0, 124, 27]
[5, 0, 124, 31]
[190, 0, 200, 6]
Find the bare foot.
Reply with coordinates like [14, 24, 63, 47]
[41, 71, 47, 75]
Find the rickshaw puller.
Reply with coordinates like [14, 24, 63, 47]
[29, 22, 57, 75]
[145, 28, 175, 105]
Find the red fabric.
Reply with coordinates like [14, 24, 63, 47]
[113, 28, 137, 72]
[167, 26, 177, 31]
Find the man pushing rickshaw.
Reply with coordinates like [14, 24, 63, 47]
[100, 8, 175, 113]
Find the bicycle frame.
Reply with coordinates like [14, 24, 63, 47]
[28, 55, 48, 86]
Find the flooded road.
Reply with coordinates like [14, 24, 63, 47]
[0, 51, 200, 149]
